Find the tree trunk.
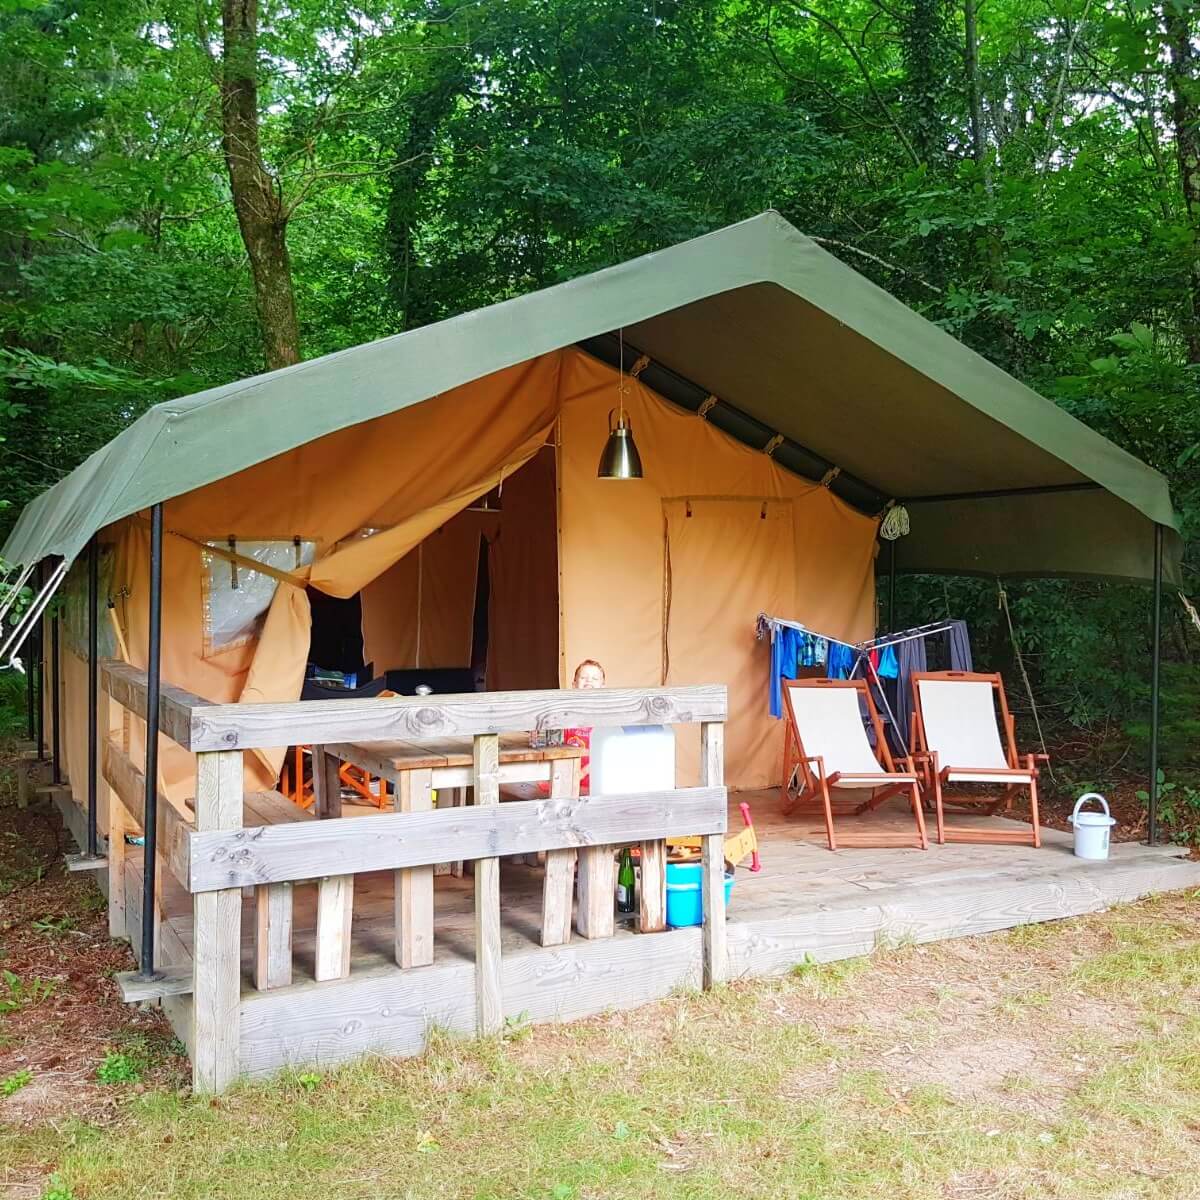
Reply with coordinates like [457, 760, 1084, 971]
[963, 0, 987, 177]
[1165, 0, 1200, 364]
[220, 0, 300, 370]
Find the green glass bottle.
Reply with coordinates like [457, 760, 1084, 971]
[617, 848, 636, 914]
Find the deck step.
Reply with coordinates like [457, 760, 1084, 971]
[115, 966, 194, 1003]
[65, 852, 108, 873]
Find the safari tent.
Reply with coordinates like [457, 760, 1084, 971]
[3, 212, 1180, 796]
[3, 211, 1191, 1093]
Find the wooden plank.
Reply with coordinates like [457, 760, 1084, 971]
[474, 733, 503, 1035]
[65, 853, 107, 872]
[638, 839, 667, 933]
[254, 882, 293, 990]
[700, 722, 728, 987]
[311, 747, 343, 820]
[541, 757, 580, 947]
[395, 768, 435, 969]
[102, 738, 193, 890]
[576, 844, 616, 939]
[186, 787, 728, 892]
[314, 875, 354, 981]
[100, 660, 209, 750]
[433, 786, 460, 876]
[107, 801, 130, 940]
[115, 965, 194, 1002]
[187, 684, 728, 752]
[191, 750, 243, 1094]
[328, 735, 584, 775]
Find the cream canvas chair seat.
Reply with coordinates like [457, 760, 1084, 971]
[781, 678, 927, 851]
[911, 671, 1043, 847]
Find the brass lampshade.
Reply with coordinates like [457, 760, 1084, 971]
[597, 408, 643, 479]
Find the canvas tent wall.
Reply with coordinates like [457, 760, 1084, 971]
[41, 346, 876, 800]
[10, 212, 1179, 802]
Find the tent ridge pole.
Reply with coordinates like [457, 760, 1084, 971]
[904, 481, 1104, 504]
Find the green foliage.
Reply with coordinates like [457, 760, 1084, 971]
[0, 970, 55, 1014]
[31, 914, 76, 937]
[0, 0, 1198, 791]
[1, 1067, 32, 1096]
[96, 1050, 142, 1086]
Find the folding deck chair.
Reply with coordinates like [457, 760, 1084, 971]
[781, 678, 928, 851]
[909, 671, 1044, 847]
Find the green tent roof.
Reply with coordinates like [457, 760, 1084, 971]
[3, 211, 1180, 583]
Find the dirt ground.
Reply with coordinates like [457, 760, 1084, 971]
[0, 773, 187, 1136]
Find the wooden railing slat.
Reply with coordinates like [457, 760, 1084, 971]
[473, 734, 503, 1036]
[100, 661, 210, 750]
[186, 787, 727, 893]
[186, 685, 727, 752]
[700, 722, 728, 987]
[191, 750, 243, 1093]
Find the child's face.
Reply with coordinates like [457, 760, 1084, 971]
[575, 664, 605, 690]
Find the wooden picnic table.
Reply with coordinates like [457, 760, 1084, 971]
[313, 735, 587, 958]
[325, 734, 584, 791]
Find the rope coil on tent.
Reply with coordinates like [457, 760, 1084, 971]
[763, 434, 784, 457]
[820, 466, 841, 488]
[629, 354, 651, 378]
[697, 395, 718, 418]
[997, 582, 1056, 783]
[879, 503, 910, 541]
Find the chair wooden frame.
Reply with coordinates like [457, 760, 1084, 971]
[781, 678, 928, 851]
[909, 670, 1044, 847]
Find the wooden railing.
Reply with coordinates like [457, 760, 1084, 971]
[100, 662, 729, 1093]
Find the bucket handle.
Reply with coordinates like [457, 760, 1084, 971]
[1071, 792, 1110, 823]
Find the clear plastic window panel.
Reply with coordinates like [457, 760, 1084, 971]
[202, 539, 315, 656]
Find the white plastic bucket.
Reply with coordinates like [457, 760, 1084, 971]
[1069, 793, 1115, 860]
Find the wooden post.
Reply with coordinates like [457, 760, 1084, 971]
[395, 767, 434, 968]
[192, 750, 243, 1093]
[540, 757, 579, 947]
[473, 733, 502, 1034]
[106, 705, 130, 939]
[311, 744, 352, 980]
[311, 746, 342, 819]
[314, 875, 353, 981]
[576, 843, 616, 939]
[254, 882, 293, 990]
[638, 838, 667, 933]
[700, 721, 727, 987]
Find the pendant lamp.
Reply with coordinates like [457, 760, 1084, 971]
[597, 329, 644, 479]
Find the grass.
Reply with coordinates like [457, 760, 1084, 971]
[3, 894, 1200, 1199]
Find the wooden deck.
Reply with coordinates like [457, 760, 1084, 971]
[104, 788, 1200, 1079]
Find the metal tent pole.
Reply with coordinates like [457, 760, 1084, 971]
[1147, 523, 1164, 846]
[887, 540, 898, 633]
[50, 586, 61, 785]
[86, 536, 100, 859]
[34, 564, 44, 759]
[140, 504, 164, 980]
[24, 629, 35, 741]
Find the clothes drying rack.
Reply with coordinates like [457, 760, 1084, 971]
[756, 613, 961, 764]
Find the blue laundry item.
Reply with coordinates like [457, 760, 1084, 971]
[949, 619, 973, 671]
[815, 638, 827, 666]
[826, 642, 856, 680]
[877, 644, 899, 679]
[769, 626, 802, 717]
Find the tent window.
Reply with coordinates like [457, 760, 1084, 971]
[201, 538, 315, 656]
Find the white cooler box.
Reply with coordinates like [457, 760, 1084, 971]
[588, 725, 676, 795]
